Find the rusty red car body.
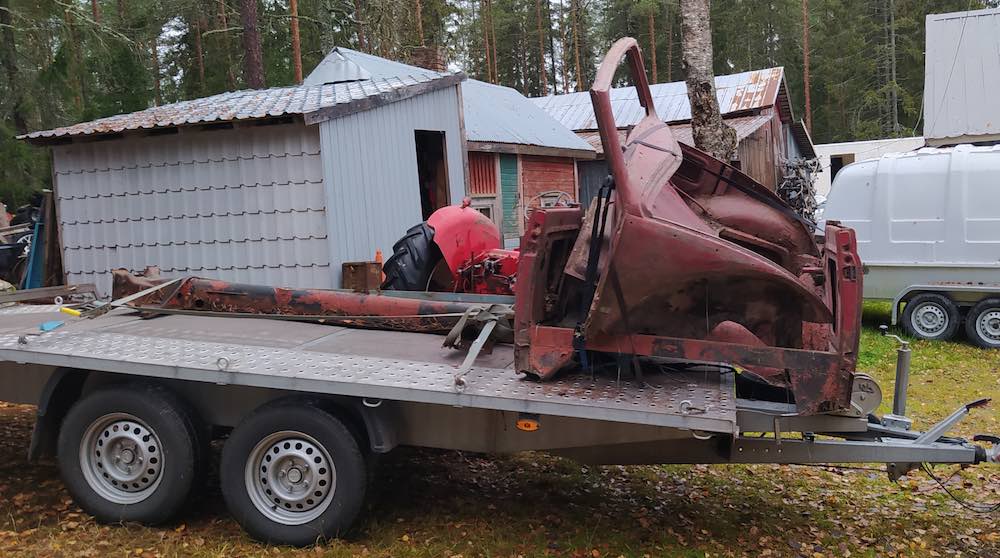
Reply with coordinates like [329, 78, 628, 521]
[513, 38, 862, 415]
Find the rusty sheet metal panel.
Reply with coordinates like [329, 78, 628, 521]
[468, 152, 498, 196]
[533, 68, 785, 131]
[518, 39, 862, 416]
[55, 122, 331, 297]
[113, 274, 480, 333]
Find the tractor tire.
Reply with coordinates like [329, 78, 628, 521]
[381, 222, 443, 291]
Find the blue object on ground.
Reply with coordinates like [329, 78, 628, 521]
[38, 320, 64, 332]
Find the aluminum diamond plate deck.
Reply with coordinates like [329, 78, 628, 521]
[0, 304, 65, 315]
[0, 316, 736, 433]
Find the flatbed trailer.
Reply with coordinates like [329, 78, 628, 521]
[0, 302, 996, 545]
[3, 38, 997, 547]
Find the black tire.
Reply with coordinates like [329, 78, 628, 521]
[381, 222, 442, 291]
[57, 383, 205, 525]
[964, 297, 1000, 349]
[901, 293, 960, 341]
[220, 401, 366, 546]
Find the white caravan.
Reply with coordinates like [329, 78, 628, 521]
[824, 144, 1000, 347]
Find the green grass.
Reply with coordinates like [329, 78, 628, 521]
[0, 305, 998, 557]
[859, 301, 1000, 436]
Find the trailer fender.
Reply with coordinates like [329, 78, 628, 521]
[352, 399, 399, 454]
[28, 368, 88, 461]
[251, 395, 399, 454]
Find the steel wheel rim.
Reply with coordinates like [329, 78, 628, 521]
[975, 308, 1000, 346]
[910, 302, 948, 337]
[79, 413, 164, 505]
[245, 431, 336, 525]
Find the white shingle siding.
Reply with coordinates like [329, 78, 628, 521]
[55, 123, 331, 296]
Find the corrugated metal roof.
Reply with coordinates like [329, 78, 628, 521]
[923, 7, 1000, 144]
[303, 50, 372, 85]
[309, 47, 448, 82]
[533, 68, 785, 131]
[23, 73, 457, 141]
[578, 113, 774, 155]
[305, 49, 593, 153]
[462, 80, 593, 152]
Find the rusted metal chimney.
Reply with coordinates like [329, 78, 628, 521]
[409, 46, 448, 73]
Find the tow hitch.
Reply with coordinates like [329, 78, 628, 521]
[871, 325, 997, 478]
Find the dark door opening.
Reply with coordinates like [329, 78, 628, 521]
[415, 130, 449, 220]
[829, 153, 855, 184]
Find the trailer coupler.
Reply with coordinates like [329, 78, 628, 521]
[883, 397, 994, 480]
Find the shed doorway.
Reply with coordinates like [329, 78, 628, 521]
[415, 130, 449, 219]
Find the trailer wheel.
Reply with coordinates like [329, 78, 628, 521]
[381, 222, 444, 291]
[57, 384, 204, 525]
[220, 402, 366, 546]
[965, 298, 1000, 349]
[901, 293, 960, 341]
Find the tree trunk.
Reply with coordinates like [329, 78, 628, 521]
[150, 41, 162, 106]
[290, 0, 302, 82]
[65, 8, 86, 112]
[801, 0, 811, 132]
[680, 0, 736, 161]
[194, 17, 207, 91]
[0, 0, 27, 135]
[489, 0, 498, 82]
[547, 0, 557, 93]
[91, 0, 101, 22]
[571, 0, 582, 91]
[559, 0, 570, 93]
[415, 0, 424, 46]
[535, 0, 548, 94]
[217, 0, 236, 90]
[888, 0, 898, 134]
[238, 0, 265, 88]
[117, 0, 125, 21]
[648, 10, 657, 83]
[481, 0, 492, 82]
[353, 0, 367, 52]
[666, 7, 673, 81]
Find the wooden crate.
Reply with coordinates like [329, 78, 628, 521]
[341, 261, 382, 292]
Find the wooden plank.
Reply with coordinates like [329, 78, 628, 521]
[467, 141, 597, 160]
[499, 154, 520, 238]
[468, 152, 498, 196]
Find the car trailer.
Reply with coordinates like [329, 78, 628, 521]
[0, 302, 997, 546]
[3, 37, 999, 546]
